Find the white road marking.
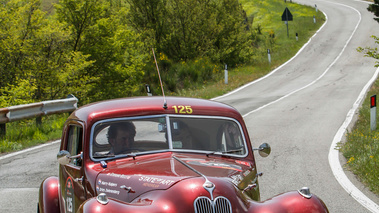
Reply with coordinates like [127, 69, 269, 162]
[329, 66, 379, 213]
[0, 140, 60, 161]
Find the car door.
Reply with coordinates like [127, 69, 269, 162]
[59, 123, 87, 213]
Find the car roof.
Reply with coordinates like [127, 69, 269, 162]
[69, 96, 242, 125]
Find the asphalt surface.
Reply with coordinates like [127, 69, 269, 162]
[215, 0, 379, 212]
[1, 0, 379, 212]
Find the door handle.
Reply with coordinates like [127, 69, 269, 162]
[75, 176, 84, 184]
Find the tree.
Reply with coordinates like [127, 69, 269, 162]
[55, 0, 148, 102]
[127, 0, 256, 66]
[0, 0, 95, 106]
[358, 1, 379, 67]
[368, 0, 379, 24]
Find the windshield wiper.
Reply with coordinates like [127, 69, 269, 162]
[93, 152, 138, 159]
[93, 153, 115, 158]
[206, 147, 245, 157]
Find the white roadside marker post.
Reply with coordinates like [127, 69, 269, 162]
[225, 64, 228, 84]
[370, 95, 376, 131]
[268, 49, 271, 64]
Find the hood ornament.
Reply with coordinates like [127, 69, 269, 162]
[202, 179, 215, 200]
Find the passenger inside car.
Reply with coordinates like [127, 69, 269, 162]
[217, 122, 245, 154]
[171, 121, 193, 149]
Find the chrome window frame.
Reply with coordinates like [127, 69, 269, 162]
[89, 114, 248, 162]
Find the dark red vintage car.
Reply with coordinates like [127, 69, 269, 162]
[38, 96, 328, 213]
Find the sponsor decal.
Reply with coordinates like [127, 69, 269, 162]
[243, 169, 251, 177]
[98, 179, 118, 187]
[65, 177, 74, 213]
[96, 177, 121, 195]
[106, 172, 131, 179]
[143, 183, 160, 188]
[230, 174, 243, 185]
[138, 176, 175, 186]
[97, 187, 120, 195]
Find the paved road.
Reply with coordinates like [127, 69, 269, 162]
[1, 0, 379, 212]
[215, 0, 379, 212]
[0, 141, 60, 212]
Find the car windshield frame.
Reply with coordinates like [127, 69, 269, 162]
[90, 114, 248, 161]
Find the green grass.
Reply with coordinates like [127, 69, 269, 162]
[340, 81, 379, 195]
[0, 114, 66, 153]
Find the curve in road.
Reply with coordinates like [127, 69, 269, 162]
[215, 0, 378, 212]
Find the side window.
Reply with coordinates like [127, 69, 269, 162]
[67, 125, 83, 166]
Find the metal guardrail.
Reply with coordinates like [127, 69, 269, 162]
[0, 95, 78, 136]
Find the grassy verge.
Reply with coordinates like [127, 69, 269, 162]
[0, 1, 324, 152]
[0, 114, 66, 153]
[340, 80, 379, 195]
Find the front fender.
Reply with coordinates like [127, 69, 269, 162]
[77, 188, 328, 213]
[38, 177, 60, 213]
[248, 190, 329, 213]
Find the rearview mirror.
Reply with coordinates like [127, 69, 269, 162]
[57, 150, 71, 165]
[254, 143, 271, 157]
[57, 150, 83, 165]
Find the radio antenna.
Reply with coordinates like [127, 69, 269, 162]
[152, 48, 167, 109]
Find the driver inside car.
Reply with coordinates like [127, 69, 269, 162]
[107, 121, 136, 155]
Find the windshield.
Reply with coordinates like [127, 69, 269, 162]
[91, 115, 247, 160]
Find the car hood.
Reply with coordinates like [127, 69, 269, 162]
[95, 152, 254, 203]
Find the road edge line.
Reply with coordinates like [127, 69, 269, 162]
[0, 140, 60, 161]
[212, 11, 328, 101]
[328, 67, 379, 213]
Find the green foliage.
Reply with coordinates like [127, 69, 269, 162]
[0, 0, 322, 107]
[143, 53, 222, 95]
[0, 0, 96, 107]
[357, 35, 379, 67]
[368, 0, 379, 24]
[0, 0, 149, 107]
[341, 130, 379, 194]
[127, 0, 257, 66]
[55, 0, 148, 102]
[0, 114, 66, 152]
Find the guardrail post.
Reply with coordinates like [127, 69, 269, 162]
[0, 108, 8, 138]
[36, 116, 42, 127]
[0, 123, 5, 138]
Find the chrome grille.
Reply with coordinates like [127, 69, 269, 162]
[194, 196, 232, 213]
